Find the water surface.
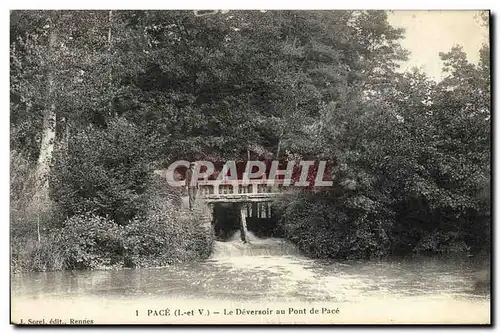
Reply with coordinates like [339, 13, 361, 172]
[11, 233, 490, 324]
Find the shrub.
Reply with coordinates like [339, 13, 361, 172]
[50, 118, 160, 225]
[122, 194, 213, 268]
[57, 214, 124, 270]
[176, 206, 214, 261]
[10, 151, 64, 272]
[10, 150, 52, 238]
[279, 191, 394, 259]
[11, 235, 65, 273]
[413, 231, 470, 254]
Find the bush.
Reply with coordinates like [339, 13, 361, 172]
[50, 118, 160, 225]
[122, 194, 213, 268]
[10, 150, 51, 238]
[413, 231, 470, 254]
[10, 151, 64, 272]
[57, 214, 124, 270]
[11, 235, 65, 273]
[279, 191, 393, 259]
[279, 167, 489, 259]
[12, 199, 214, 272]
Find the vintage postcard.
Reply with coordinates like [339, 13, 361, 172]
[10, 9, 491, 325]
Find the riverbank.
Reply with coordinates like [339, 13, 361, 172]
[11, 201, 215, 273]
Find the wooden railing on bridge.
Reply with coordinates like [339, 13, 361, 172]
[196, 178, 285, 203]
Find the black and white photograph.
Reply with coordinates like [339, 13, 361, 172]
[9, 8, 491, 325]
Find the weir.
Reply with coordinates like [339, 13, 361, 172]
[182, 179, 285, 242]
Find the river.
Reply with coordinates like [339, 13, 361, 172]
[11, 232, 490, 324]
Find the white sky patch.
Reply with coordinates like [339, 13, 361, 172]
[388, 10, 489, 81]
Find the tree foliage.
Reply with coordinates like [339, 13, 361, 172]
[10, 10, 491, 267]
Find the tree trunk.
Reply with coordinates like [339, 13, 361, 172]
[64, 117, 69, 151]
[275, 129, 284, 159]
[35, 27, 57, 194]
[276, 138, 281, 159]
[32, 26, 58, 243]
[108, 10, 114, 117]
[36, 216, 41, 243]
[108, 10, 113, 47]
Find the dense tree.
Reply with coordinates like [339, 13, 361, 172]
[279, 40, 490, 257]
[10, 10, 491, 269]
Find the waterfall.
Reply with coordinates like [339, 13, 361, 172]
[211, 231, 299, 258]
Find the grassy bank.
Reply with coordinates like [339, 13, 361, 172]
[11, 204, 214, 273]
[11, 202, 214, 273]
